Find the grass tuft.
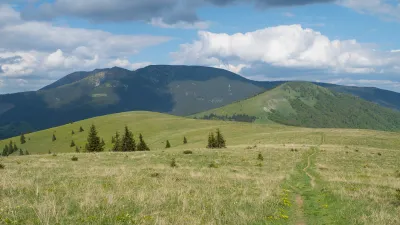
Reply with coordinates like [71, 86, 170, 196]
[183, 150, 193, 154]
[71, 156, 78, 161]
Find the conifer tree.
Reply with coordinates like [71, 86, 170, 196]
[85, 124, 104, 152]
[112, 132, 122, 152]
[215, 129, 226, 148]
[75, 146, 80, 153]
[19, 149, 24, 156]
[137, 134, 150, 151]
[8, 141, 13, 154]
[207, 133, 216, 149]
[13, 142, 18, 153]
[111, 136, 116, 144]
[79, 126, 84, 132]
[121, 126, 136, 152]
[101, 139, 105, 149]
[52, 134, 57, 142]
[2, 146, 8, 156]
[183, 136, 188, 144]
[165, 140, 171, 149]
[72, 130, 75, 135]
[25, 150, 29, 155]
[20, 134, 26, 144]
[70, 140, 76, 147]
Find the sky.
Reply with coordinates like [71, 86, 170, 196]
[1, 0, 400, 94]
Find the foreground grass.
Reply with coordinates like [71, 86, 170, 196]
[0, 147, 302, 225]
[1, 112, 400, 224]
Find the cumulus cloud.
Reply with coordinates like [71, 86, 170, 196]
[107, 59, 152, 70]
[0, 5, 170, 92]
[171, 24, 399, 75]
[19, 0, 334, 28]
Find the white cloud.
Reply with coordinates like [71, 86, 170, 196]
[0, 5, 170, 92]
[283, 12, 295, 17]
[107, 58, 152, 70]
[150, 18, 210, 29]
[339, 0, 400, 21]
[172, 24, 400, 75]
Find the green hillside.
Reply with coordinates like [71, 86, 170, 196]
[2, 111, 400, 155]
[194, 82, 400, 131]
[2, 111, 400, 224]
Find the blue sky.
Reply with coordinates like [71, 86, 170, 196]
[0, 0, 400, 93]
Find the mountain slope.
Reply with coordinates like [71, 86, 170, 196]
[2, 111, 400, 155]
[0, 66, 277, 139]
[1, 65, 400, 139]
[194, 82, 400, 131]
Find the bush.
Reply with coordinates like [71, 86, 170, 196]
[71, 156, 78, 161]
[377, 152, 382, 156]
[165, 140, 171, 149]
[257, 152, 264, 161]
[52, 153, 57, 157]
[0, 163, 4, 169]
[395, 170, 400, 178]
[396, 189, 400, 202]
[150, 172, 160, 178]
[170, 158, 177, 168]
[208, 161, 219, 168]
[183, 150, 193, 154]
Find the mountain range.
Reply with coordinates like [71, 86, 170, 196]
[1, 65, 400, 139]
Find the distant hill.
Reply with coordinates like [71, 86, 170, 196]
[1, 65, 400, 139]
[194, 82, 400, 131]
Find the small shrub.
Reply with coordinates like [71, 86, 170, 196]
[257, 152, 264, 161]
[16, 160, 21, 165]
[395, 170, 400, 178]
[165, 140, 171, 149]
[396, 189, 400, 203]
[377, 153, 382, 156]
[52, 153, 57, 157]
[183, 150, 193, 154]
[256, 162, 263, 167]
[170, 158, 177, 168]
[355, 149, 359, 152]
[150, 172, 160, 178]
[208, 161, 219, 168]
[0, 163, 4, 169]
[71, 156, 78, 161]
[48, 150, 52, 154]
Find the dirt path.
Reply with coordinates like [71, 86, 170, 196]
[303, 148, 317, 188]
[295, 195, 306, 225]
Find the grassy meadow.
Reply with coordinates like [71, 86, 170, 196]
[1, 111, 400, 224]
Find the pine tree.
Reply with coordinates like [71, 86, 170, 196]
[19, 149, 24, 156]
[70, 140, 76, 147]
[215, 129, 226, 148]
[111, 136, 116, 144]
[165, 140, 171, 149]
[20, 134, 26, 144]
[2, 145, 8, 156]
[75, 146, 80, 153]
[52, 134, 57, 142]
[13, 142, 18, 153]
[85, 124, 104, 152]
[112, 132, 122, 152]
[25, 150, 29, 155]
[8, 141, 13, 154]
[71, 130, 75, 135]
[183, 136, 188, 144]
[207, 133, 216, 149]
[137, 134, 150, 151]
[121, 126, 136, 152]
[79, 126, 84, 132]
[101, 139, 105, 149]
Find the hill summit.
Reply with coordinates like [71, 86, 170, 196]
[194, 82, 400, 131]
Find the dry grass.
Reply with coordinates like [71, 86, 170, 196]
[0, 147, 301, 224]
[316, 145, 400, 225]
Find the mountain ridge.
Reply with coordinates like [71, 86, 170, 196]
[1, 65, 400, 139]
